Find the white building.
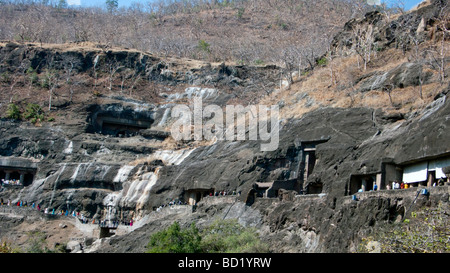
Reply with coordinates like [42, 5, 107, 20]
[402, 156, 450, 185]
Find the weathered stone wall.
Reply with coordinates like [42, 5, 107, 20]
[253, 185, 449, 252]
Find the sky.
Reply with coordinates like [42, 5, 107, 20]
[67, 0, 426, 11]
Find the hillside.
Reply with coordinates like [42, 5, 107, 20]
[263, 0, 450, 119]
[0, 0, 449, 254]
[0, 0, 381, 66]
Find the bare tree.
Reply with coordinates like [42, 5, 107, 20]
[0, 0, 369, 68]
[118, 68, 140, 95]
[424, 3, 449, 85]
[352, 23, 375, 71]
[44, 69, 60, 111]
[106, 58, 124, 92]
[382, 83, 395, 107]
[63, 58, 75, 103]
[407, 22, 427, 99]
[93, 54, 100, 91]
[281, 46, 298, 87]
[436, 2, 450, 84]
[388, 0, 406, 15]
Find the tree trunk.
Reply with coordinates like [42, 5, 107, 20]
[49, 89, 53, 111]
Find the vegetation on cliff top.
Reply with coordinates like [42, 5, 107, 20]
[1, 1, 448, 121]
[0, 0, 394, 65]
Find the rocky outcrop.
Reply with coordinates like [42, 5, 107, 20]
[0, 78, 448, 252]
[331, 0, 447, 55]
[0, 42, 280, 107]
[357, 62, 434, 92]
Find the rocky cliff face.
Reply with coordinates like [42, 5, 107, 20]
[1, 90, 448, 252]
[0, 0, 449, 253]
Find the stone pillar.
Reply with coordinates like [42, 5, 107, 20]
[19, 172, 25, 185]
[427, 172, 434, 187]
[4, 171, 11, 181]
[303, 153, 310, 182]
[376, 173, 382, 190]
[361, 178, 366, 192]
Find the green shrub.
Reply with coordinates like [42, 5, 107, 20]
[237, 59, 246, 65]
[200, 219, 269, 253]
[198, 40, 211, 54]
[106, 0, 118, 13]
[236, 7, 245, 19]
[254, 59, 265, 66]
[147, 222, 202, 253]
[26, 67, 39, 86]
[40, 75, 50, 89]
[24, 103, 44, 124]
[317, 57, 328, 66]
[0, 72, 10, 83]
[0, 242, 19, 253]
[40, 69, 58, 89]
[6, 103, 21, 120]
[146, 219, 269, 253]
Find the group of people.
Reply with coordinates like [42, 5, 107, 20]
[99, 219, 133, 227]
[154, 190, 241, 212]
[0, 179, 22, 186]
[0, 198, 134, 227]
[156, 199, 187, 212]
[211, 190, 240, 197]
[388, 181, 408, 190]
[99, 219, 120, 228]
[0, 198, 30, 207]
[72, 211, 134, 226]
[0, 198, 85, 219]
[387, 178, 447, 190]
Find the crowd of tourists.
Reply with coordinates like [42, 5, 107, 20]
[356, 177, 448, 193]
[387, 178, 447, 190]
[0, 198, 134, 227]
[154, 190, 241, 212]
[155, 199, 187, 212]
[0, 179, 22, 186]
[212, 190, 240, 196]
[99, 219, 121, 228]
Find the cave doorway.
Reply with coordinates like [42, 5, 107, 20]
[307, 182, 323, 194]
[86, 104, 155, 138]
[302, 149, 317, 182]
[349, 175, 376, 195]
[23, 173, 34, 186]
[185, 188, 214, 205]
[101, 121, 147, 137]
[245, 188, 256, 206]
[9, 171, 20, 181]
[0, 168, 36, 187]
[0, 157, 38, 187]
